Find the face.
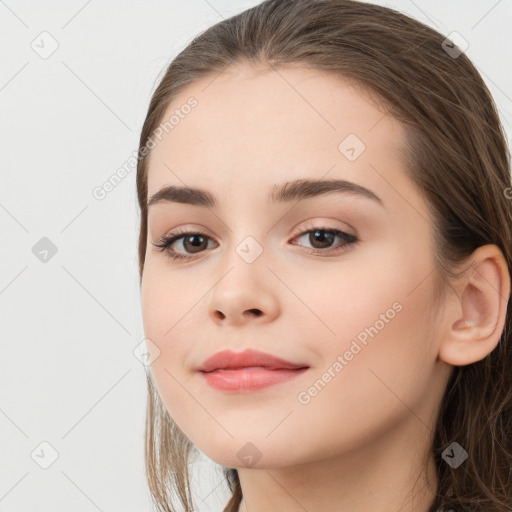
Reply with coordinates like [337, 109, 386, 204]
[141, 65, 446, 470]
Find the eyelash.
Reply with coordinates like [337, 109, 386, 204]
[152, 221, 359, 262]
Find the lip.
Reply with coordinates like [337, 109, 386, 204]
[197, 348, 309, 372]
[197, 348, 310, 392]
[200, 367, 309, 392]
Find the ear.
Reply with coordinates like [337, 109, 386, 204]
[438, 244, 511, 366]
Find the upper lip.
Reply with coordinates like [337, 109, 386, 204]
[197, 348, 309, 372]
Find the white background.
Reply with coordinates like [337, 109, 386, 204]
[0, 0, 511, 511]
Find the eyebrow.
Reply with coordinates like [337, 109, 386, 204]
[147, 178, 384, 209]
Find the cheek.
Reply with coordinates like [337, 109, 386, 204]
[287, 250, 421, 353]
[141, 257, 203, 342]
[314, 249, 436, 396]
[141, 265, 189, 385]
[284, 270, 436, 463]
[140, 261, 208, 419]
[296, 243, 437, 402]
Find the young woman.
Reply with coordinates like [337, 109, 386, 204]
[135, 1, 512, 510]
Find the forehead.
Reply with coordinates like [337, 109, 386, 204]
[146, 65, 424, 217]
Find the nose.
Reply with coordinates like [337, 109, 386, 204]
[215, 306, 263, 321]
[207, 259, 281, 327]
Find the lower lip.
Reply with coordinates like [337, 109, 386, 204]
[200, 367, 309, 392]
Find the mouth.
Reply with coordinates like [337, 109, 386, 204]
[201, 365, 309, 372]
[199, 366, 309, 392]
[196, 348, 310, 391]
[197, 348, 309, 373]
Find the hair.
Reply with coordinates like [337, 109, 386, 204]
[135, 1, 512, 510]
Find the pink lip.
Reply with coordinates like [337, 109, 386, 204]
[197, 348, 308, 372]
[197, 348, 309, 392]
[200, 367, 309, 392]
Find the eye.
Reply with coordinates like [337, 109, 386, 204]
[152, 228, 217, 262]
[290, 221, 359, 256]
[152, 222, 359, 262]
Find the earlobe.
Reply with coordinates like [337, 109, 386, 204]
[438, 244, 511, 367]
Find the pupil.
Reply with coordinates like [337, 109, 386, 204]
[185, 235, 206, 253]
[311, 230, 333, 248]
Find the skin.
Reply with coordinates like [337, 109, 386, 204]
[140, 64, 511, 512]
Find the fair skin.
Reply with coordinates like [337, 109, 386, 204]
[140, 64, 510, 512]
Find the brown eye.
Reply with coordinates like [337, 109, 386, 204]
[180, 234, 209, 254]
[307, 229, 337, 249]
[292, 226, 359, 256]
[152, 230, 217, 261]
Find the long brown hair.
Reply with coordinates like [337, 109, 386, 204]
[135, 1, 512, 510]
